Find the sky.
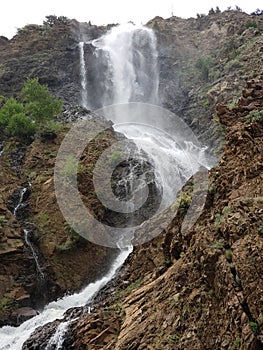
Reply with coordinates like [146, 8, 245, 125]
[0, 0, 262, 39]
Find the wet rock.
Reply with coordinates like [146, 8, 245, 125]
[15, 307, 39, 324]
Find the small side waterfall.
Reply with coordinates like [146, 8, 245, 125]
[79, 42, 89, 108]
[13, 187, 27, 218]
[24, 229, 45, 280]
[12, 187, 45, 280]
[0, 144, 4, 156]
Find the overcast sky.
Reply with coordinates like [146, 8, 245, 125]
[0, 0, 261, 39]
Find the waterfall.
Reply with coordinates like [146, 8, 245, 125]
[79, 42, 89, 108]
[13, 187, 27, 217]
[88, 23, 209, 212]
[45, 320, 71, 350]
[13, 187, 45, 280]
[90, 23, 159, 107]
[24, 229, 45, 280]
[0, 144, 4, 156]
[0, 247, 132, 350]
[0, 23, 210, 349]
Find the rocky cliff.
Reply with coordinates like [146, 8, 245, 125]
[0, 11, 263, 148]
[0, 110, 123, 325]
[24, 77, 262, 350]
[0, 9, 262, 349]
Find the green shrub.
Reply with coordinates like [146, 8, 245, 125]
[245, 20, 258, 29]
[6, 113, 36, 139]
[0, 297, 14, 312]
[245, 110, 263, 124]
[225, 59, 241, 72]
[249, 321, 259, 335]
[0, 215, 8, 226]
[211, 241, 223, 250]
[228, 337, 241, 350]
[0, 98, 24, 129]
[180, 192, 191, 209]
[0, 78, 62, 141]
[43, 15, 69, 27]
[195, 55, 214, 81]
[22, 78, 62, 124]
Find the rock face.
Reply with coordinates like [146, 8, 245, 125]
[147, 11, 263, 150]
[0, 11, 262, 148]
[0, 9, 263, 349]
[0, 109, 122, 325]
[0, 19, 110, 106]
[29, 78, 262, 350]
[0, 106, 161, 327]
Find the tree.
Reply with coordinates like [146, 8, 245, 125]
[0, 98, 24, 129]
[22, 78, 62, 124]
[209, 8, 215, 15]
[251, 9, 263, 15]
[43, 15, 69, 27]
[0, 78, 62, 141]
[6, 113, 35, 139]
[0, 98, 35, 139]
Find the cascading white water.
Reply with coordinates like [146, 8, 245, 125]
[13, 187, 27, 218]
[114, 123, 206, 208]
[0, 247, 132, 350]
[0, 23, 210, 349]
[0, 144, 4, 156]
[24, 229, 45, 280]
[45, 320, 73, 350]
[79, 42, 89, 108]
[90, 23, 209, 210]
[92, 23, 159, 106]
[13, 187, 45, 280]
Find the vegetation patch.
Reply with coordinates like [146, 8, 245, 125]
[0, 78, 62, 141]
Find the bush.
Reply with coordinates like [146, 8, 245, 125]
[0, 78, 62, 141]
[251, 9, 263, 15]
[245, 20, 258, 29]
[43, 15, 69, 27]
[22, 78, 62, 124]
[6, 113, 36, 139]
[195, 55, 214, 81]
[109, 150, 122, 165]
[0, 98, 24, 129]
[245, 110, 263, 124]
[208, 8, 215, 15]
[225, 59, 241, 72]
